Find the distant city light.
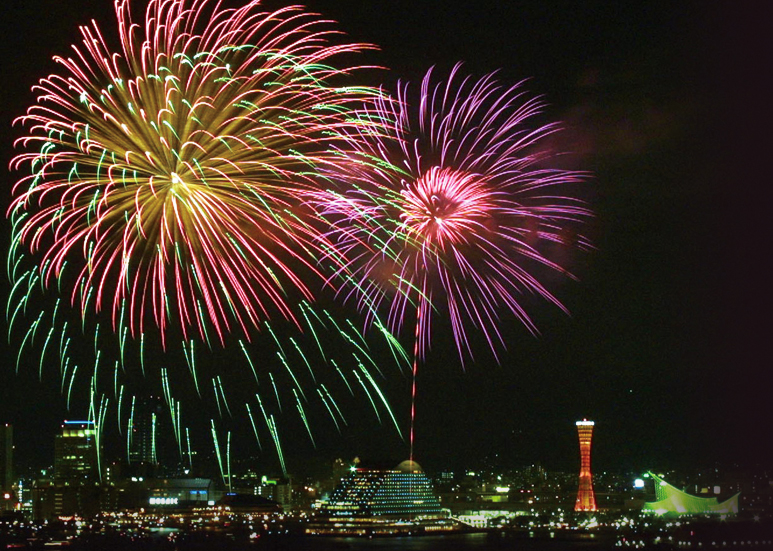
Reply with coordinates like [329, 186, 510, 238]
[634, 479, 645, 489]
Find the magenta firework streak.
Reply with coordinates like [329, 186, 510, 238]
[9, 0, 378, 347]
[315, 64, 592, 362]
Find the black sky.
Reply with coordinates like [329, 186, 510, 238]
[0, 0, 769, 477]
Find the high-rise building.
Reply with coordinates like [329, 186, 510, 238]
[54, 420, 99, 481]
[128, 396, 164, 466]
[575, 419, 597, 511]
[0, 424, 12, 492]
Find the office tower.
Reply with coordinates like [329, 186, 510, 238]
[0, 425, 12, 492]
[128, 396, 164, 465]
[575, 419, 597, 511]
[54, 420, 99, 481]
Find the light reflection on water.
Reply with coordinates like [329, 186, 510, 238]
[253, 532, 616, 551]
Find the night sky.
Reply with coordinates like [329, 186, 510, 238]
[0, 1, 768, 478]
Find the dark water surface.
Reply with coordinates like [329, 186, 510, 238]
[251, 532, 616, 551]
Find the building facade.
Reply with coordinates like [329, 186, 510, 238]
[642, 472, 740, 516]
[54, 420, 99, 481]
[0, 424, 12, 493]
[255, 476, 292, 510]
[128, 396, 165, 466]
[309, 460, 459, 535]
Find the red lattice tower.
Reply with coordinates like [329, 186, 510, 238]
[575, 419, 597, 511]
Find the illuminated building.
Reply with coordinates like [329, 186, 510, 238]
[309, 460, 460, 535]
[575, 419, 597, 512]
[146, 478, 212, 508]
[54, 420, 99, 481]
[0, 424, 12, 492]
[642, 472, 739, 516]
[32, 421, 102, 518]
[322, 460, 442, 518]
[255, 476, 292, 510]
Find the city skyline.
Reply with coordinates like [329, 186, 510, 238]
[0, 0, 767, 478]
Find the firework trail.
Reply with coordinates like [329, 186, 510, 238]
[313, 64, 592, 460]
[7, 0, 406, 472]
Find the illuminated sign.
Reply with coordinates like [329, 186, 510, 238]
[149, 497, 179, 505]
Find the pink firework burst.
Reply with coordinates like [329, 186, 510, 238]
[315, 64, 592, 362]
